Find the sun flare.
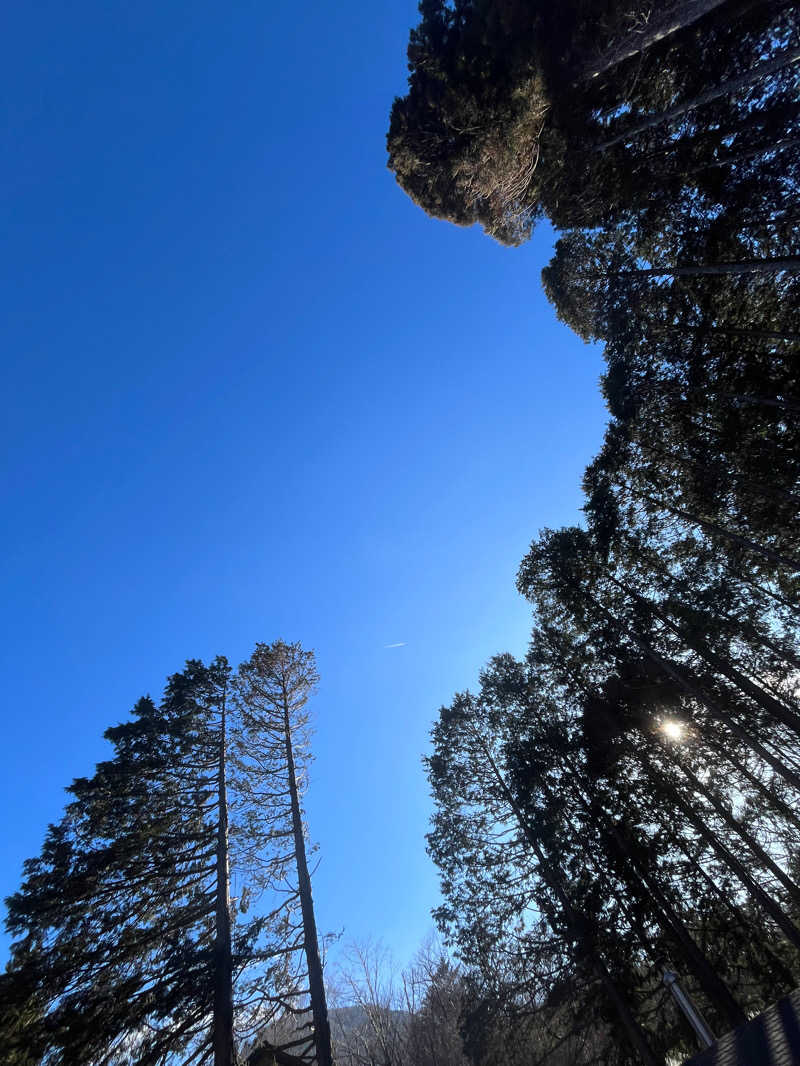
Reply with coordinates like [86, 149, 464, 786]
[661, 720, 684, 741]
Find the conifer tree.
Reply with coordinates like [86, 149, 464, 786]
[1, 659, 235, 1065]
[1, 649, 326, 1066]
[236, 641, 333, 1066]
[388, 0, 799, 243]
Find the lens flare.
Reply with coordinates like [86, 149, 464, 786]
[662, 720, 684, 741]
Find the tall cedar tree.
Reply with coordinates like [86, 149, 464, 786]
[428, 646, 800, 1063]
[1, 647, 330, 1066]
[1, 659, 237, 1066]
[235, 642, 334, 1066]
[427, 670, 667, 1065]
[403, 2, 800, 1061]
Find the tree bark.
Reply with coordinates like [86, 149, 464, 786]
[581, 587, 800, 794]
[597, 44, 800, 151]
[646, 760, 800, 951]
[603, 256, 800, 278]
[214, 688, 235, 1066]
[468, 725, 665, 1066]
[578, 0, 729, 82]
[561, 764, 745, 1028]
[283, 697, 333, 1066]
[672, 757, 800, 905]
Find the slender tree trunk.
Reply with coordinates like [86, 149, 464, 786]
[636, 490, 800, 571]
[283, 697, 333, 1066]
[214, 689, 235, 1066]
[578, 0, 729, 82]
[672, 758, 800, 904]
[607, 825, 745, 1028]
[469, 725, 664, 1066]
[597, 44, 800, 151]
[688, 854, 798, 990]
[599, 256, 800, 277]
[699, 730, 800, 835]
[685, 133, 800, 175]
[592, 954, 664, 1066]
[561, 766, 745, 1028]
[645, 761, 800, 950]
[651, 324, 800, 344]
[623, 100, 800, 172]
[605, 574, 800, 738]
[719, 556, 798, 611]
[582, 588, 800, 793]
[725, 393, 800, 415]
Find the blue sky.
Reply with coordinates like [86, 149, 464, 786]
[0, 0, 606, 969]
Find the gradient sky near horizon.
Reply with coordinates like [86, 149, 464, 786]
[0, 0, 606, 970]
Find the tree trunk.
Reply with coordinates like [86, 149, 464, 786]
[651, 324, 800, 344]
[672, 757, 800, 904]
[582, 587, 800, 794]
[214, 689, 235, 1066]
[688, 854, 798, 990]
[698, 729, 800, 836]
[636, 491, 800, 571]
[685, 133, 800, 176]
[725, 393, 800, 415]
[578, 0, 729, 82]
[283, 698, 333, 1066]
[469, 725, 664, 1066]
[646, 761, 800, 951]
[597, 44, 800, 151]
[719, 556, 798, 611]
[607, 824, 745, 1028]
[604, 256, 800, 278]
[561, 764, 745, 1028]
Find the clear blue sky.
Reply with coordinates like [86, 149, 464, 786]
[0, 0, 606, 970]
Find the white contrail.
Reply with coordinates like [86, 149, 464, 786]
[384, 642, 407, 649]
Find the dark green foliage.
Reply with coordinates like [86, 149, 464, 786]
[388, 0, 799, 244]
[428, 230, 800, 1055]
[387, 0, 550, 244]
[403, 3, 800, 1061]
[428, 442, 800, 1057]
[1, 662, 229, 1064]
[428, 631, 800, 1062]
[0, 652, 325, 1066]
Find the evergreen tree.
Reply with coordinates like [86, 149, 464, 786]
[236, 641, 333, 1066]
[1, 650, 324, 1066]
[388, 0, 799, 243]
[427, 640, 800, 1063]
[1, 659, 234, 1065]
[427, 668, 666, 1065]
